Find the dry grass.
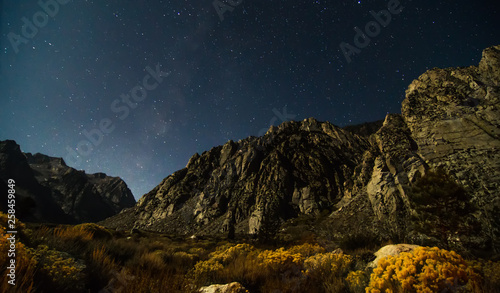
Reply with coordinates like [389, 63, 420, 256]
[53, 225, 94, 242]
[0, 234, 36, 293]
[0, 212, 35, 293]
[85, 245, 119, 291]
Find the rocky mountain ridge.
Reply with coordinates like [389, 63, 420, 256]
[101, 45, 500, 257]
[0, 140, 136, 223]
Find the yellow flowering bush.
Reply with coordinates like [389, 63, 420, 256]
[366, 246, 482, 293]
[0, 211, 26, 232]
[287, 242, 326, 257]
[210, 243, 256, 263]
[0, 213, 36, 292]
[190, 243, 311, 288]
[304, 251, 353, 292]
[190, 258, 224, 284]
[304, 251, 353, 276]
[257, 247, 304, 272]
[346, 270, 370, 293]
[188, 247, 206, 257]
[28, 244, 85, 291]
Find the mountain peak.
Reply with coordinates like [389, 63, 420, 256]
[0, 140, 136, 223]
[101, 45, 500, 257]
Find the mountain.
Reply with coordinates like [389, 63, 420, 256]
[0, 140, 136, 223]
[103, 45, 499, 257]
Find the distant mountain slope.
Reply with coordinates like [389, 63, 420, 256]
[343, 120, 384, 137]
[0, 140, 136, 223]
[102, 45, 500, 257]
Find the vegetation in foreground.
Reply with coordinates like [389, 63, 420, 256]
[1, 211, 499, 293]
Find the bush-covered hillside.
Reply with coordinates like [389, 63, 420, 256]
[1, 211, 499, 293]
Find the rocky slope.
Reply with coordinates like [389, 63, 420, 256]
[0, 140, 136, 223]
[102, 45, 500, 257]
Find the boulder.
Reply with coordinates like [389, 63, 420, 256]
[368, 244, 420, 268]
[199, 282, 249, 293]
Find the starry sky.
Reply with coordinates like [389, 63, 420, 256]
[1, 0, 499, 200]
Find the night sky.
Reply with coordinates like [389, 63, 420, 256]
[1, 0, 499, 200]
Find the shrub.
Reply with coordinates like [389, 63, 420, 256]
[106, 237, 142, 263]
[482, 260, 500, 291]
[189, 243, 310, 291]
[346, 270, 370, 293]
[136, 250, 167, 271]
[0, 211, 26, 233]
[73, 223, 112, 240]
[470, 259, 500, 293]
[188, 247, 207, 258]
[190, 258, 224, 285]
[287, 242, 325, 257]
[172, 251, 198, 267]
[408, 169, 478, 250]
[366, 246, 482, 293]
[255, 247, 310, 293]
[118, 266, 185, 293]
[257, 247, 304, 273]
[210, 243, 256, 264]
[28, 244, 86, 292]
[304, 251, 353, 292]
[0, 217, 36, 293]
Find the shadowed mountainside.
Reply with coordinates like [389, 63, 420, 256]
[0, 141, 136, 223]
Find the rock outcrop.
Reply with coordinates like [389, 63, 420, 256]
[0, 140, 136, 223]
[368, 244, 420, 268]
[102, 119, 370, 237]
[101, 45, 500, 257]
[199, 282, 249, 293]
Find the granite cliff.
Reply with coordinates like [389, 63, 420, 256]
[101, 45, 500, 257]
[0, 140, 136, 223]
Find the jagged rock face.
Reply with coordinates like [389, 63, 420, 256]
[402, 45, 500, 249]
[105, 119, 370, 235]
[102, 45, 499, 256]
[0, 140, 136, 223]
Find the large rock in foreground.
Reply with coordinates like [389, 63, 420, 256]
[199, 282, 249, 293]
